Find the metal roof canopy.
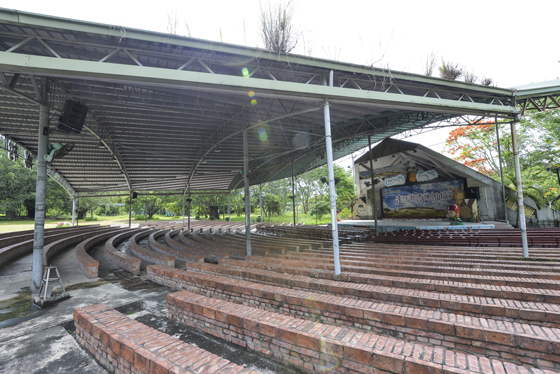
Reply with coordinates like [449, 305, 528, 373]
[0, 8, 534, 195]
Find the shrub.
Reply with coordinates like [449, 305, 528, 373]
[84, 217, 97, 221]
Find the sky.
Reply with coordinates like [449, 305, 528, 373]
[5, 0, 560, 167]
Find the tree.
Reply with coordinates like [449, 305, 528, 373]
[259, 0, 298, 53]
[444, 112, 560, 214]
[0, 146, 35, 218]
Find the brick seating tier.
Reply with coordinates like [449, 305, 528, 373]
[168, 289, 558, 374]
[179, 261, 560, 325]
[149, 264, 560, 369]
[74, 303, 257, 374]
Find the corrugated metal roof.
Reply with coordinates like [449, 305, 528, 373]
[0, 9, 525, 194]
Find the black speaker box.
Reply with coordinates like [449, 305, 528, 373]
[465, 187, 480, 199]
[57, 100, 88, 134]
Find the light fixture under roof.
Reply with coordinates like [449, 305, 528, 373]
[96, 141, 105, 149]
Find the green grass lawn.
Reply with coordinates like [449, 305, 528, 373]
[0, 212, 335, 234]
[0, 214, 183, 234]
[226, 212, 332, 225]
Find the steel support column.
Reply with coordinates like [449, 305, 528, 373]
[368, 136, 379, 235]
[323, 71, 341, 276]
[259, 184, 263, 223]
[291, 161, 296, 225]
[228, 190, 231, 222]
[243, 129, 251, 256]
[495, 117, 508, 223]
[71, 198, 76, 227]
[145, 196, 147, 223]
[187, 185, 191, 230]
[32, 77, 49, 289]
[511, 120, 529, 257]
[182, 194, 185, 227]
[128, 192, 132, 228]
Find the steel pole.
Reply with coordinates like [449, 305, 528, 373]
[368, 136, 379, 235]
[243, 129, 251, 256]
[187, 185, 191, 230]
[323, 71, 341, 276]
[128, 192, 132, 228]
[296, 178, 299, 224]
[145, 196, 147, 223]
[511, 120, 529, 257]
[228, 189, 231, 221]
[291, 161, 296, 225]
[76, 198, 79, 226]
[495, 117, 508, 222]
[182, 194, 185, 227]
[71, 198, 76, 227]
[259, 184, 263, 223]
[32, 77, 49, 289]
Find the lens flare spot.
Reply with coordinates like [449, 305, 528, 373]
[251, 99, 257, 106]
[242, 68, 249, 77]
[258, 127, 268, 141]
[292, 132, 311, 148]
[248, 90, 255, 97]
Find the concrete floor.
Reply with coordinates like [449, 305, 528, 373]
[0, 235, 303, 374]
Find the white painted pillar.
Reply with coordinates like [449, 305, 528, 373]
[71, 198, 76, 227]
[323, 71, 341, 276]
[243, 129, 251, 256]
[32, 77, 49, 289]
[511, 120, 529, 257]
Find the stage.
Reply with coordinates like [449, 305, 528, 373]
[336, 219, 497, 232]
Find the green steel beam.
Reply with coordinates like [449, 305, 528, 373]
[0, 53, 518, 117]
[0, 7, 514, 96]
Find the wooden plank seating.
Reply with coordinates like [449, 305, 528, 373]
[104, 229, 145, 275]
[167, 289, 559, 374]
[74, 303, 257, 374]
[149, 264, 560, 369]
[129, 230, 175, 267]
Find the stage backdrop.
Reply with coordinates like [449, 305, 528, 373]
[381, 180, 465, 218]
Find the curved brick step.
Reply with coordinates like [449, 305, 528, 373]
[74, 303, 257, 374]
[149, 264, 560, 369]
[264, 253, 560, 280]
[177, 231, 266, 258]
[221, 257, 560, 303]
[76, 228, 130, 278]
[229, 232, 330, 250]
[182, 261, 560, 325]
[129, 230, 175, 267]
[188, 232, 273, 255]
[165, 230, 231, 261]
[168, 290, 559, 374]
[204, 232, 299, 253]
[0, 225, 108, 268]
[267, 251, 560, 273]
[148, 229, 204, 263]
[44, 227, 118, 267]
[104, 229, 145, 275]
[248, 254, 560, 291]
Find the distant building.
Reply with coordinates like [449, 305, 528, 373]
[352, 138, 560, 227]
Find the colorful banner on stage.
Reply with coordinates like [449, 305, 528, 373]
[381, 180, 465, 218]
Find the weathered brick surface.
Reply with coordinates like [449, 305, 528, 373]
[76, 229, 131, 278]
[148, 230, 204, 263]
[172, 260, 560, 325]
[168, 290, 557, 374]
[148, 264, 560, 368]
[105, 229, 145, 275]
[129, 230, 175, 267]
[74, 303, 257, 374]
